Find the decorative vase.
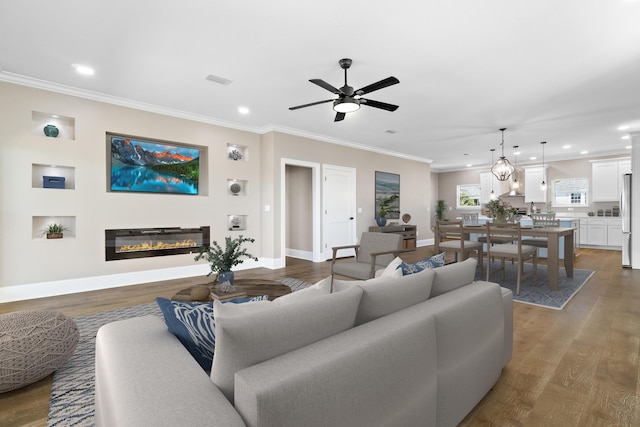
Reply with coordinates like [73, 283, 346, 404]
[493, 213, 508, 224]
[376, 216, 387, 226]
[43, 124, 59, 138]
[218, 270, 234, 286]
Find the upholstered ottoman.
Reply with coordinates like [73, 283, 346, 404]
[0, 310, 79, 393]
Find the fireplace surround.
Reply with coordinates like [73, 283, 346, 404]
[105, 226, 210, 261]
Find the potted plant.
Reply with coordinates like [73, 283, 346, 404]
[377, 194, 400, 226]
[194, 235, 258, 285]
[485, 198, 518, 223]
[435, 200, 447, 221]
[42, 223, 66, 239]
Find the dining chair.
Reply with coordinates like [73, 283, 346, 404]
[521, 215, 560, 250]
[461, 213, 479, 225]
[486, 222, 538, 295]
[435, 220, 484, 275]
[331, 232, 403, 281]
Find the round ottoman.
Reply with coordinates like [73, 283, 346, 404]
[0, 310, 79, 393]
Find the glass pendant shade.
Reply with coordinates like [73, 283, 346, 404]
[491, 157, 515, 181]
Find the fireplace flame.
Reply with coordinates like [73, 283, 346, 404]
[118, 239, 198, 253]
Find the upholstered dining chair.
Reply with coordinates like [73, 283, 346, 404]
[486, 222, 538, 295]
[331, 232, 403, 281]
[435, 220, 484, 274]
[521, 214, 560, 250]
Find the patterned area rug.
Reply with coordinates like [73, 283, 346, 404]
[46, 278, 312, 427]
[477, 261, 594, 310]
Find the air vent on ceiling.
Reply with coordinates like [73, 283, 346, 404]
[205, 74, 233, 86]
[385, 129, 399, 134]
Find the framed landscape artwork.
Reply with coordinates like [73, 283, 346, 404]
[375, 171, 400, 219]
[107, 133, 201, 195]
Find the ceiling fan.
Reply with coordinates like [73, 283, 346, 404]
[289, 58, 399, 122]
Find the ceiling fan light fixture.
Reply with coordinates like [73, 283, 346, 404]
[333, 97, 361, 113]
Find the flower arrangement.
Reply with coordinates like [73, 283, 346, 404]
[194, 235, 258, 277]
[485, 198, 517, 221]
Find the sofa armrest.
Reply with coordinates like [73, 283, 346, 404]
[95, 315, 245, 427]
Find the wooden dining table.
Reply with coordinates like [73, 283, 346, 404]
[460, 225, 576, 291]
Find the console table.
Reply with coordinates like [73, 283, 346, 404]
[368, 224, 417, 251]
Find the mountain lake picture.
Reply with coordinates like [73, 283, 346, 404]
[109, 136, 200, 195]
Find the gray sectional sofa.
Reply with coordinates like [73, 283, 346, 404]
[95, 258, 513, 427]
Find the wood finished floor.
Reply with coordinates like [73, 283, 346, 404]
[1, 247, 638, 426]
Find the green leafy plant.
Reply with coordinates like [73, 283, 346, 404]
[378, 194, 400, 218]
[435, 199, 447, 221]
[485, 198, 517, 219]
[41, 223, 66, 236]
[194, 235, 258, 277]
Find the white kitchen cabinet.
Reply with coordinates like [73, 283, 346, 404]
[591, 158, 631, 202]
[479, 172, 507, 205]
[606, 218, 623, 247]
[579, 220, 587, 246]
[587, 218, 607, 246]
[524, 166, 547, 203]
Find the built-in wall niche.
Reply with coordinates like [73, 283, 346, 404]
[32, 164, 76, 189]
[227, 215, 247, 231]
[32, 215, 76, 239]
[227, 144, 247, 161]
[31, 111, 76, 140]
[227, 179, 248, 196]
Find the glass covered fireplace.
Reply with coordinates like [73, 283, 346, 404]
[105, 226, 210, 261]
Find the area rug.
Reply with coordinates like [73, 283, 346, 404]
[476, 261, 594, 310]
[47, 278, 311, 427]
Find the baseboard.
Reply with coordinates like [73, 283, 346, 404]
[0, 258, 284, 303]
[285, 248, 314, 261]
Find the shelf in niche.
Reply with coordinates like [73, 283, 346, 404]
[31, 111, 76, 140]
[32, 216, 76, 239]
[227, 144, 247, 161]
[227, 179, 247, 196]
[32, 164, 76, 189]
[227, 215, 247, 231]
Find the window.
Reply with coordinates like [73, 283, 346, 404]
[457, 184, 481, 209]
[552, 178, 588, 207]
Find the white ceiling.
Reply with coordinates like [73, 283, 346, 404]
[2, 0, 640, 171]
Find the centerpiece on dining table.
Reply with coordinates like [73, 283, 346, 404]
[485, 198, 518, 223]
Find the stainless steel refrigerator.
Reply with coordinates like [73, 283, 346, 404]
[622, 173, 632, 268]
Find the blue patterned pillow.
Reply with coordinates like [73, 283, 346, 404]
[156, 295, 268, 372]
[399, 252, 446, 275]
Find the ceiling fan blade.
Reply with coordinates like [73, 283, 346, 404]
[360, 98, 399, 111]
[310, 79, 342, 94]
[289, 99, 335, 110]
[334, 112, 346, 122]
[355, 76, 399, 96]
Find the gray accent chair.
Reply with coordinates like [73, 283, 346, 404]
[331, 232, 403, 281]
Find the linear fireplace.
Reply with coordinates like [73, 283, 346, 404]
[105, 226, 210, 261]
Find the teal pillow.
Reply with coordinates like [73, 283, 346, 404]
[156, 295, 267, 372]
[399, 252, 445, 275]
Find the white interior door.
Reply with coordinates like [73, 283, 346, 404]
[323, 165, 356, 260]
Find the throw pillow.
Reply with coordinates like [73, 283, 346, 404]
[430, 258, 478, 298]
[156, 295, 268, 372]
[399, 252, 445, 275]
[210, 286, 363, 403]
[378, 256, 404, 278]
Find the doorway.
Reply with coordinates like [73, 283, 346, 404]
[323, 164, 357, 260]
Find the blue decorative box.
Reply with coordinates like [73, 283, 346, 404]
[43, 176, 65, 189]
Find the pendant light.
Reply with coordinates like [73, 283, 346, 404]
[540, 141, 547, 190]
[511, 145, 520, 192]
[491, 128, 515, 181]
[489, 148, 496, 200]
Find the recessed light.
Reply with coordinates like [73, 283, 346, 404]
[72, 64, 95, 76]
[238, 106, 250, 115]
[466, 164, 472, 167]
[581, 150, 589, 155]
[529, 156, 537, 160]
[618, 125, 630, 130]
[625, 145, 632, 149]
[514, 151, 520, 156]
[562, 145, 571, 149]
[621, 135, 630, 140]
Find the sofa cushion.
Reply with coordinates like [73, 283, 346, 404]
[210, 286, 363, 403]
[333, 268, 435, 325]
[430, 258, 478, 298]
[399, 252, 445, 275]
[156, 296, 268, 372]
[270, 275, 331, 305]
